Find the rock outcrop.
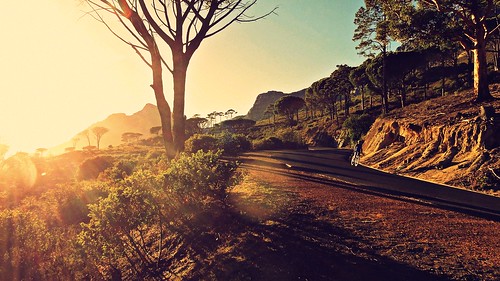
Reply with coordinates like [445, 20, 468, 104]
[361, 89, 500, 193]
[246, 89, 306, 121]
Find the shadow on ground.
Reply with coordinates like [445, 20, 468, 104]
[187, 193, 451, 281]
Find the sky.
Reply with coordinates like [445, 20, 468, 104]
[0, 0, 365, 154]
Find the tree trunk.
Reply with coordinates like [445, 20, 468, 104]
[441, 54, 446, 96]
[172, 55, 188, 153]
[344, 94, 350, 117]
[382, 47, 389, 114]
[123, 4, 175, 159]
[148, 42, 175, 159]
[361, 87, 365, 111]
[468, 50, 474, 88]
[400, 88, 406, 108]
[473, 37, 493, 102]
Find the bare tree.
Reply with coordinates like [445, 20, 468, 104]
[225, 109, 237, 119]
[72, 137, 80, 148]
[84, 0, 275, 157]
[79, 129, 92, 146]
[92, 126, 109, 150]
[36, 148, 47, 157]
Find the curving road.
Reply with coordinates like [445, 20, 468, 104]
[244, 148, 500, 220]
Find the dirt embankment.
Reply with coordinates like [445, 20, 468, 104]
[361, 87, 500, 195]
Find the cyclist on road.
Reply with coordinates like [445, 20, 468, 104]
[351, 140, 363, 166]
[354, 140, 362, 156]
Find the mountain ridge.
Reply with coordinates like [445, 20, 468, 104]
[49, 103, 161, 155]
[245, 89, 306, 121]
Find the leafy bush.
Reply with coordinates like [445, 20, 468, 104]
[274, 127, 307, 149]
[342, 113, 374, 144]
[165, 150, 241, 212]
[217, 132, 251, 156]
[99, 159, 137, 181]
[78, 169, 169, 279]
[78, 150, 241, 279]
[252, 137, 284, 150]
[0, 210, 51, 280]
[186, 133, 251, 156]
[76, 156, 114, 180]
[185, 134, 218, 153]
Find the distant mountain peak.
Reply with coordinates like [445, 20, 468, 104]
[246, 89, 306, 121]
[142, 103, 157, 111]
[50, 103, 161, 155]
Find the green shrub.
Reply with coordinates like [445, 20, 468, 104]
[99, 159, 137, 181]
[76, 156, 114, 180]
[342, 113, 374, 144]
[185, 134, 218, 153]
[78, 169, 166, 279]
[252, 137, 284, 150]
[217, 132, 251, 156]
[274, 127, 307, 149]
[164, 150, 241, 211]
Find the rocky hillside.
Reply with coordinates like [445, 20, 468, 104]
[50, 103, 161, 154]
[246, 89, 306, 121]
[361, 86, 500, 194]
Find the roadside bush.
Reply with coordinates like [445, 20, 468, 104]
[185, 134, 218, 153]
[76, 156, 114, 181]
[342, 113, 374, 144]
[217, 132, 251, 156]
[165, 150, 241, 213]
[78, 169, 169, 280]
[252, 137, 284, 150]
[78, 150, 242, 279]
[274, 127, 307, 149]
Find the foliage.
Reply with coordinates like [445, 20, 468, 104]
[185, 132, 251, 156]
[121, 132, 143, 143]
[220, 118, 256, 132]
[78, 169, 169, 279]
[99, 159, 138, 182]
[381, 0, 499, 101]
[165, 150, 241, 212]
[77, 155, 114, 180]
[76, 149, 242, 279]
[274, 127, 307, 149]
[0, 210, 51, 280]
[274, 96, 305, 125]
[150, 126, 162, 135]
[252, 137, 284, 150]
[186, 117, 208, 137]
[216, 132, 252, 156]
[342, 114, 375, 143]
[185, 134, 218, 153]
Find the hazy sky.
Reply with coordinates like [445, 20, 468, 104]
[0, 0, 365, 154]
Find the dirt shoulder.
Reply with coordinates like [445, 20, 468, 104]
[209, 155, 499, 280]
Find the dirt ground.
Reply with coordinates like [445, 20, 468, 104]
[192, 156, 499, 281]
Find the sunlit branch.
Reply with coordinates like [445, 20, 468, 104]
[153, 1, 176, 37]
[139, 0, 175, 47]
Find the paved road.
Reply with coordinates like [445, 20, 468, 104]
[246, 148, 500, 220]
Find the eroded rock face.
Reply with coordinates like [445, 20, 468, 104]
[361, 91, 500, 193]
